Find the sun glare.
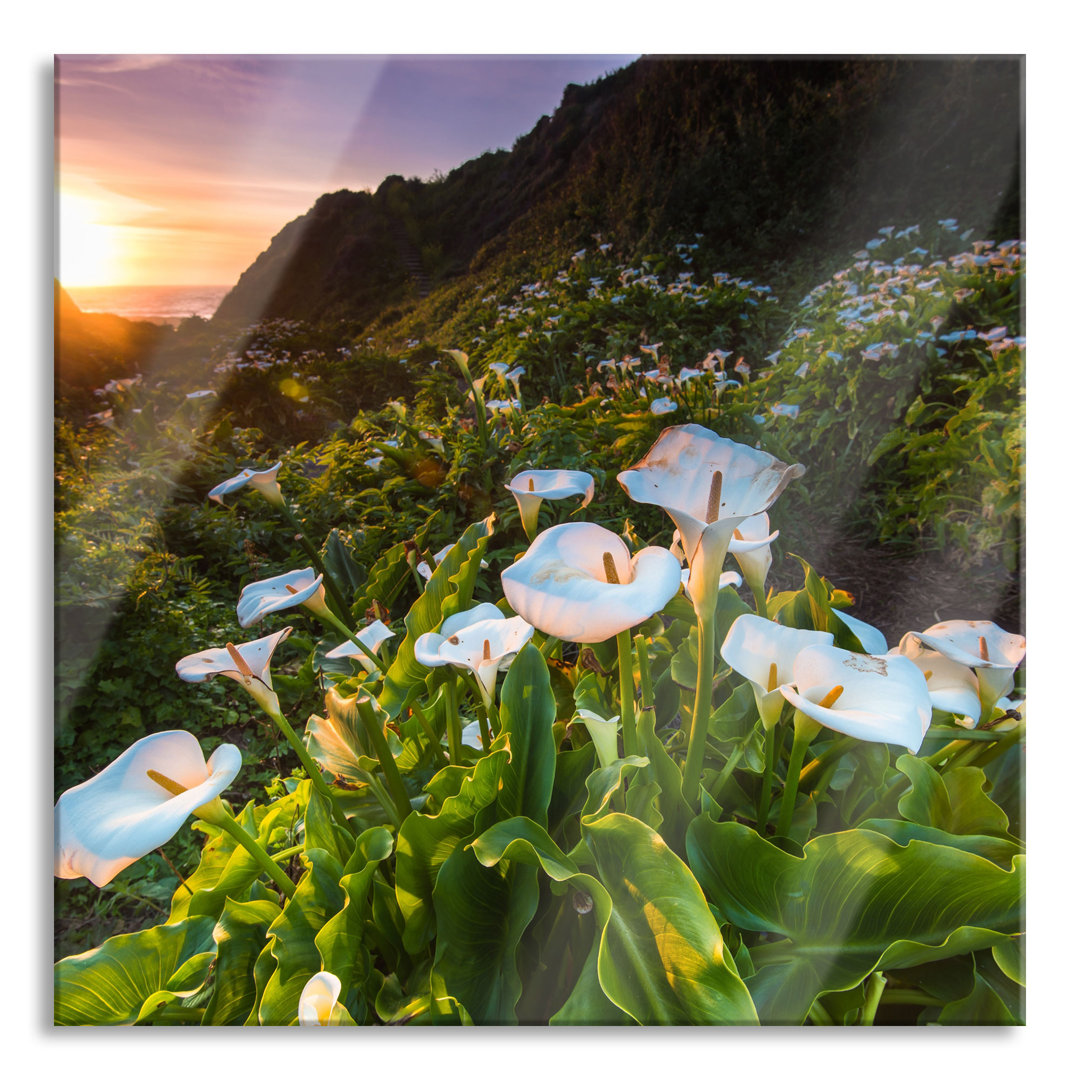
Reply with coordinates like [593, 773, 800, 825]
[58, 193, 122, 287]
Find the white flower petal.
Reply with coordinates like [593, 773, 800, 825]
[208, 462, 284, 507]
[298, 972, 342, 1026]
[236, 568, 326, 628]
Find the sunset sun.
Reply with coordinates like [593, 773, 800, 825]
[58, 192, 122, 287]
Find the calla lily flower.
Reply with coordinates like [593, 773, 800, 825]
[176, 627, 292, 715]
[417, 544, 490, 581]
[778, 644, 932, 752]
[681, 567, 742, 594]
[501, 522, 681, 644]
[325, 620, 396, 673]
[208, 462, 285, 508]
[415, 603, 535, 706]
[576, 709, 620, 768]
[55, 730, 241, 887]
[898, 619, 1026, 718]
[728, 512, 778, 597]
[888, 645, 981, 727]
[650, 397, 678, 415]
[236, 567, 330, 628]
[298, 972, 343, 1026]
[617, 424, 804, 618]
[720, 614, 834, 729]
[505, 469, 595, 539]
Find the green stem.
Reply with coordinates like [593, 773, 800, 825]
[879, 989, 942, 1007]
[539, 633, 562, 660]
[712, 739, 748, 803]
[751, 580, 768, 618]
[966, 719, 1025, 770]
[860, 972, 887, 1026]
[807, 1000, 834, 1026]
[616, 630, 639, 759]
[776, 713, 818, 839]
[212, 811, 296, 898]
[270, 843, 304, 863]
[756, 723, 776, 834]
[474, 693, 493, 751]
[680, 614, 716, 804]
[354, 698, 414, 823]
[634, 634, 654, 710]
[265, 705, 351, 834]
[318, 610, 390, 674]
[360, 770, 401, 827]
[409, 700, 443, 762]
[799, 735, 857, 790]
[444, 677, 461, 767]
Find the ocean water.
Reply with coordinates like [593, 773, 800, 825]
[65, 284, 232, 325]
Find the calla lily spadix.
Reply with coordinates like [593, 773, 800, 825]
[176, 627, 293, 716]
[721, 614, 834, 729]
[778, 644, 933, 753]
[208, 462, 285, 508]
[415, 603, 535, 706]
[618, 424, 804, 618]
[898, 619, 1026, 719]
[501, 522, 682, 644]
[236, 567, 330, 628]
[888, 645, 981, 728]
[325, 620, 396, 673]
[298, 972, 343, 1026]
[55, 730, 242, 887]
[506, 469, 595, 539]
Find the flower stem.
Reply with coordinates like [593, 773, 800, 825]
[681, 613, 715, 804]
[265, 705, 352, 834]
[616, 629, 639, 759]
[756, 722, 776, 834]
[776, 712, 819, 839]
[751, 580, 768, 618]
[354, 698, 413, 823]
[444, 676, 462, 767]
[798, 735, 857, 790]
[634, 633, 654, 711]
[208, 809, 297, 898]
[860, 972, 888, 1026]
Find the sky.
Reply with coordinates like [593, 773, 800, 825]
[55, 54, 639, 287]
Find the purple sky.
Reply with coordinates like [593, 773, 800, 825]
[55, 54, 639, 285]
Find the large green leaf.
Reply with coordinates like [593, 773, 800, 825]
[55, 916, 216, 1025]
[257, 849, 346, 1026]
[430, 842, 540, 1023]
[379, 515, 495, 717]
[896, 755, 1013, 837]
[860, 818, 1023, 870]
[201, 898, 281, 1026]
[497, 644, 557, 825]
[394, 743, 509, 954]
[314, 827, 394, 1023]
[687, 817, 1024, 1022]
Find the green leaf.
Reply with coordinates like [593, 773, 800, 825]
[687, 817, 1023, 1022]
[202, 898, 281, 1026]
[315, 827, 394, 1022]
[859, 818, 1023, 870]
[258, 849, 346, 1026]
[379, 515, 495, 717]
[394, 744, 510, 954]
[55, 916, 216, 1025]
[583, 813, 758, 1024]
[896, 755, 1012, 837]
[497, 644, 557, 825]
[322, 527, 366, 596]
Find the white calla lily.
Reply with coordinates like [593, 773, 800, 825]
[55, 730, 241, 887]
[778, 644, 932, 753]
[720, 614, 834, 729]
[418, 544, 489, 581]
[728, 512, 778, 600]
[298, 972, 343, 1026]
[506, 469, 595, 539]
[176, 627, 292, 715]
[576, 709, 620, 768]
[888, 644, 981, 727]
[680, 567, 742, 595]
[414, 603, 534, 706]
[236, 567, 330, 628]
[617, 424, 804, 618]
[501, 522, 681, 644]
[325, 620, 396, 673]
[898, 619, 1025, 719]
[208, 462, 285, 507]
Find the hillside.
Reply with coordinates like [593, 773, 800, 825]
[213, 56, 1021, 329]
